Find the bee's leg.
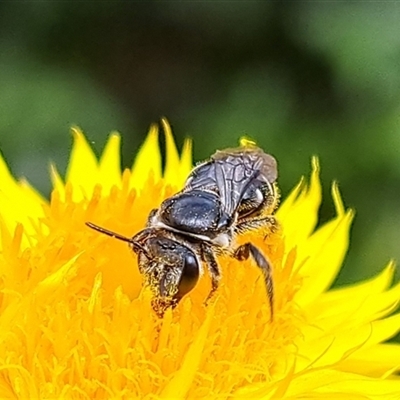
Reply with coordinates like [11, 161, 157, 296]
[234, 243, 274, 320]
[236, 215, 279, 235]
[200, 244, 221, 305]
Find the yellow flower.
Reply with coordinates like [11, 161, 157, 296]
[0, 119, 399, 399]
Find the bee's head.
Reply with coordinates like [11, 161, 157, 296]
[137, 235, 200, 316]
[85, 222, 200, 317]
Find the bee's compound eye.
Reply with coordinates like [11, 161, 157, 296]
[176, 253, 200, 299]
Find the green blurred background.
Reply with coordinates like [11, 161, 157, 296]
[0, 3, 399, 287]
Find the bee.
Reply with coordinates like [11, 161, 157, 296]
[86, 141, 279, 318]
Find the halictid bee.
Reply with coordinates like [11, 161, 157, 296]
[86, 140, 279, 318]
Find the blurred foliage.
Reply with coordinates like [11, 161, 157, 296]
[0, 2, 400, 288]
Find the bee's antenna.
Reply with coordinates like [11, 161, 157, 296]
[85, 222, 132, 243]
[85, 222, 152, 258]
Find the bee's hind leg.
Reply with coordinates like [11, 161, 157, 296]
[200, 243, 221, 305]
[234, 243, 274, 320]
[236, 215, 279, 236]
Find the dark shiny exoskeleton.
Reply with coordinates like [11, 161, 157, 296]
[86, 141, 279, 318]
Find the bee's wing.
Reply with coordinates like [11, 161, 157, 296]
[187, 147, 277, 216]
[214, 150, 277, 215]
[184, 161, 216, 189]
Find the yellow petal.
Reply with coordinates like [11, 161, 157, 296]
[98, 132, 122, 191]
[338, 343, 400, 378]
[131, 123, 161, 189]
[298, 313, 400, 373]
[308, 267, 400, 329]
[285, 370, 400, 399]
[160, 304, 215, 399]
[65, 127, 99, 200]
[233, 368, 400, 399]
[179, 138, 193, 182]
[34, 253, 81, 299]
[161, 118, 182, 186]
[296, 207, 354, 306]
[0, 154, 45, 238]
[88, 272, 103, 313]
[49, 163, 65, 197]
[18, 178, 46, 210]
[331, 181, 346, 217]
[277, 157, 322, 251]
[320, 262, 395, 304]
